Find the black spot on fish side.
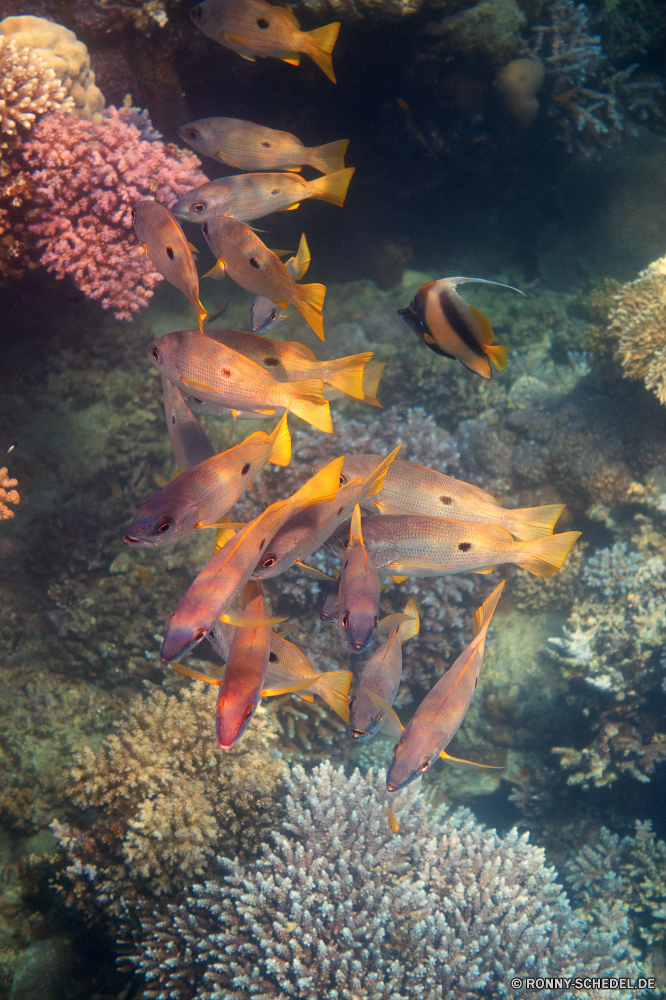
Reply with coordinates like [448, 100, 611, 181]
[440, 495, 452, 505]
[264, 357, 279, 366]
[241, 463, 250, 475]
[166, 246, 175, 260]
[261, 141, 271, 148]
[458, 542, 471, 551]
[269, 651, 278, 663]
[337, 506, 343, 516]
[257, 17, 270, 27]
[249, 257, 261, 269]
[222, 368, 232, 377]
[270, 189, 279, 195]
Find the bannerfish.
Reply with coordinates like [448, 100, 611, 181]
[398, 277, 526, 379]
[123, 412, 290, 547]
[386, 581, 505, 790]
[190, 0, 340, 83]
[202, 215, 327, 341]
[337, 455, 565, 541]
[132, 200, 207, 335]
[159, 456, 343, 662]
[179, 117, 349, 174]
[338, 503, 380, 652]
[162, 377, 215, 471]
[148, 330, 332, 433]
[348, 599, 419, 740]
[250, 446, 401, 581]
[215, 580, 270, 747]
[172, 168, 354, 224]
[251, 241, 306, 332]
[332, 515, 580, 579]
[203, 327, 372, 401]
[176, 624, 352, 721]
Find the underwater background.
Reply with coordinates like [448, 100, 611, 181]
[1, 0, 666, 996]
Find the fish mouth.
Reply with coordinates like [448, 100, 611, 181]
[123, 533, 144, 546]
[386, 782, 397, 792]
[398, 302, 428, 338]
[348, 728, 369, 740]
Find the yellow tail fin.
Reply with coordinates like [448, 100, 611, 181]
[309, 138, 349, 175]
[350, 502, 363, 545]
[397, 598, 420, 643]
[294, 282, 326, 341]
[362, 444, 401, 498]
[503, 503, 566, 541]
[293, 233, 311, 280]
[361, 361, 385, 407]
[286, 378, 332, 433]
[517, 531, 581, 578]
[324, 351, 373, 400]
[472, 580, 505, 637]
[291, 455, 344, 510]
[267, 412, 291, 466]
[306, 167, 355, 207]
[310, 669, 352, 722]
[304, 22, 340, 83]
[485, 343, 509, 372]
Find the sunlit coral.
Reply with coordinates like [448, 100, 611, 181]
[607, 253, 666, 404]
[0, 468, 19, 520]
[0, 34, 72, 137]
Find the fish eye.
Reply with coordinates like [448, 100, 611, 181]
[193, 628, 206, 644]
[262, 554, 276, 569]
[156, 518, 172, 534]
[188, 128, 198, 139]
[193, 202, 207, 213]
[418, 757, 431, 773]
[342, 614, 348, 628]
[243, 705, 254, 720]
[339, 473, 347, 485]
[202, 222, 209, 236]
[151, 346, 161, 361]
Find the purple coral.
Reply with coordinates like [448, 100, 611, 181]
[22, 105, 207, 320]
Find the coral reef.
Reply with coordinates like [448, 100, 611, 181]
[288, 0, 423, 20]
[607, 253, 666, 405]
[0, 468, 18, 520]
[425, 0, 526, 72]
[0, 15, 104, 122]
[61, 682, 285, 900]
[565, 821, 666, 947]
[22, 105, 207, 320]
[127, 762, 640, 1000]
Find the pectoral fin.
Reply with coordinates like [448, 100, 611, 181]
[219, 611, 287, 628]
[171, 662, 222, 685]
[439, 749, 503, 769]
[391, 575, 409, 584]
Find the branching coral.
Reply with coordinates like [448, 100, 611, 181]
[22, 106, 207, 320]
[0, 468, 19, 520]
[565, 821, 666, 946]
[61, 682, 285, 900]
[607, 253, 666, 405]
[127, 762, 640, 1000]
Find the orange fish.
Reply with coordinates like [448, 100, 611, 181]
[398, 277, 525, 379]
[190, 0, 340, 83]
[132, 200, 206, 334]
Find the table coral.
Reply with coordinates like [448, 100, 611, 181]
[21, 105, 207, 320]
[127, 761, 640, 1000]
[608, 253, 666, 405]
[63, 682, 285, 898]
[0, 468, 19, 520]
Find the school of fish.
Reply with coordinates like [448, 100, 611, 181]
[121, 1, 582, 804]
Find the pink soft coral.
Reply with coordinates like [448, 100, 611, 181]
[22, 106, 207, 320]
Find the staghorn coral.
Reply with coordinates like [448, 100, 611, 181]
[565, 821, 666, 947]
[0, 468, 19, 520]
[127, 761, 640, 1000]
[63, 682, 285, 899]
[0, 15, 104, 123]
[22, 105, 207, 320]
[608, 253, 666, 405]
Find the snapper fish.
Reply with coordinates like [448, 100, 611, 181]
[251, 238, 307, 332]
[386, 582, 505, 790]
[160, 456, 343, 662]
[123, 412, 290, 547]
[332, 514, 580, 579]
[398, 277, 525, 379]
[149, 330, 332, 433]
[172, 168, 354, 224]
[190, 0, 340, 83]
[202, 215, 327, 341]
[250, 446, 401, 581]
[132, 200, 207, 335]
[162, 377, 215, 471]
[348, 599, 419, 740]
[178, 117, 349, 174]
[337, 455, 565, 541]
[338, 503, 381, 653]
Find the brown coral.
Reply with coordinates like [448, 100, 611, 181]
[0, 468, 19, 520]
[64, 682, 285, 898]
[608, 254, 666, 404]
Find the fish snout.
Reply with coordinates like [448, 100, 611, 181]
[348, 727, 369, 740]
[160, 625, 207, 663]
[123, 533, 144, 546]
